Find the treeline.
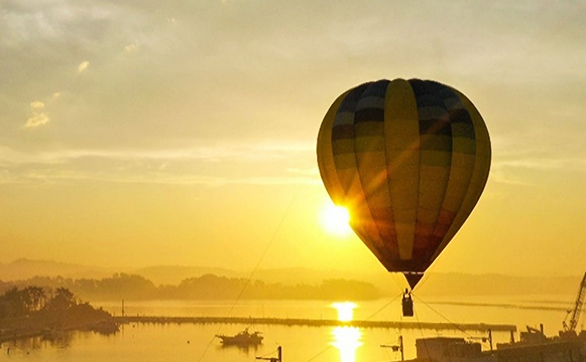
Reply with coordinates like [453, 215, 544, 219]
[0, 286, 116, 340]
[0, 274, 381, 301]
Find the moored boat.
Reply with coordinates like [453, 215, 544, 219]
[216, 328, 263, 346]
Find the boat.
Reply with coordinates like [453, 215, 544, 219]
[215, 328, 263, 346]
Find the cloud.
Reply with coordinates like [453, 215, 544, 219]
[0, 141, 314, 165]
[0, 141, 318, 186]
[488, 168, 533, 187]
[30, 101, 45, 109]
[77, 61, 90, 73]
[24, 113, 50, 128]
[23, 101, 50, 128]
[124, 43, 138, 54]
[495, 157, 586, 173]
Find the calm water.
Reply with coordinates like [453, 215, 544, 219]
[1, 295, 574, 361]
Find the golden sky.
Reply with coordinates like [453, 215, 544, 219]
[1, 1, 585, 277]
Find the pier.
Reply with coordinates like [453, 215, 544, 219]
[113, 316, 516, 332]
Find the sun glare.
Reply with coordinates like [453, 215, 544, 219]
[321, 203, 351, 235]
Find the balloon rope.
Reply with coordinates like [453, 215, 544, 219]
[414, 308, 432, 359]
[412, 293, 475, 339]
[259, 347, 280, 359]
[196, 186, 302, 362]
[304, 345, 332, 362]
[304, 292, 403, 362]
[365, 291, 404, 321]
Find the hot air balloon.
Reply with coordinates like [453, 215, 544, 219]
[316, 78, 491, 296]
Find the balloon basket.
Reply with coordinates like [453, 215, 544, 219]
[402, 291, 414, 317]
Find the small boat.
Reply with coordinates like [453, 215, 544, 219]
[216, 328, 263, 346]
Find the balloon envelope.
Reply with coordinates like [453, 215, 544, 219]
[316, 79, 491, 289]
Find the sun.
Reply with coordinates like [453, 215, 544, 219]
[321, 202, 352, 235]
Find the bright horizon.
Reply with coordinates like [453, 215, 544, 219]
[2, 1, 586, 280]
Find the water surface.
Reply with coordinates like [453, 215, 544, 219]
[0, 295, 572, 361]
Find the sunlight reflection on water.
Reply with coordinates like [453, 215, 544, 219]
[332, 326, 362, 362]
[331, 302, 361, 362]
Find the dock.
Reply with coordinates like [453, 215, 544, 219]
[113, 316, 516, 332]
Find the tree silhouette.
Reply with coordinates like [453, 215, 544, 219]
[45, 287, 75, 312]
[2, 286, 28, 316]
[23, 286, 46, 311]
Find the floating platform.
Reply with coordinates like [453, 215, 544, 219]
[113, 316, 516, 332]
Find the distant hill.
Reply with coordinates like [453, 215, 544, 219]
[0, 258, 114, 280]
[0, 259, 582, 298]
[253, 267, 382, 285]
[127, 266, 382, 286]
[134, 265, 239, 285]
[0, 259, 241, 285]
[252, 269, 582, 298]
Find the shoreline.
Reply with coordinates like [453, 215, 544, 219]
[0, 320, 119, 344]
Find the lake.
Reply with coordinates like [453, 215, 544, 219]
[0, 295, 574, 361]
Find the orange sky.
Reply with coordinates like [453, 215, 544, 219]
[1, 1, 586, 278]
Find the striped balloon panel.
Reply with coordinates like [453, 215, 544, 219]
[317, 78, 490, 274]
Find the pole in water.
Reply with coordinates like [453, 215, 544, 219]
[399, 335, 404, 361]
[402, 289, 414, 317]
[380, 335, 404, 361]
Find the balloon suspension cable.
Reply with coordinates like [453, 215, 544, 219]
[412, 294, 477, 361]
[196, 186, 302, 362]
[411, 293, 475, 339]
[367, 291, 404, 321]
[414, 306, 433, 359]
